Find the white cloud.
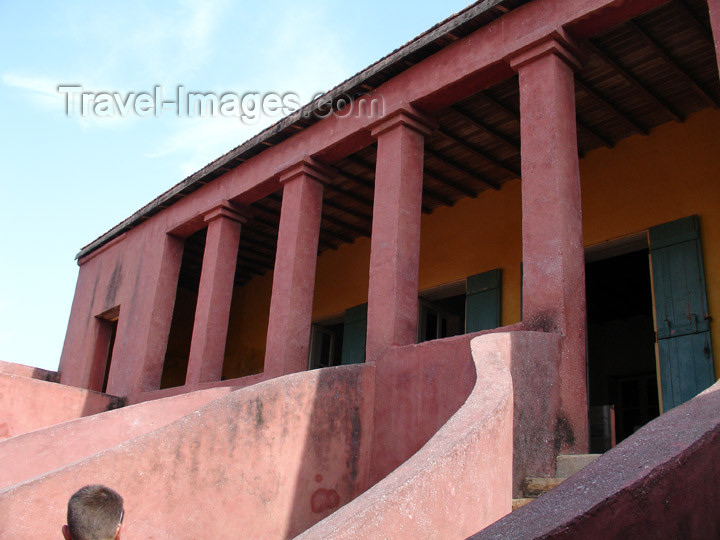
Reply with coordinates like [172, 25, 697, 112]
[77, 0, 231, 85]
[2, 0, 231, 132]
[2, 73, 65, 110]
[3, 72, 135, 130]
[146, 1, 354, 178]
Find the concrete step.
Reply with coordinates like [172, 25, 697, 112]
[512, 498, 534, 511]
[522, 477, 565, 497]
[556, 453, 601, 478]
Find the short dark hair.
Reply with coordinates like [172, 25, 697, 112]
[67, 485, 124, 540]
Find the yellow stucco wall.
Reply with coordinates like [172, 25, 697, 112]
[222, 271, 274, 379]
[220, 108, 720, 378]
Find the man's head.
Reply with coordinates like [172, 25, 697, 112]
[62, 485, 124, 540]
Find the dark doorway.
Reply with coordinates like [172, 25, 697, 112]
[160, 228, 206, 389]
[418, 294, 466, 342]
[101, 319, 118, 393]
[91, 305, 120, 394]
[586, 249, 659, 452]
[309, 320, 345, 370]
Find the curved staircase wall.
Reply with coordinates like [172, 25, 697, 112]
[0, 363, 375, 540]
[0, 372, 122, 440]
[0, 360, 58, 382]
[0, 386, 238, 489]
[297, 332, 517, 540]
[370, 331, 480, 484]
[472, 379, 720, 539]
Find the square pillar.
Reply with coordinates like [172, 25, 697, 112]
[185, 202, 247, 385]
[131, 234, 184, 395]
[710, 0, 720, 73]
[264, 159, 333, 376]
[510, 35, 589, 453]
[366, 108, 436, 364]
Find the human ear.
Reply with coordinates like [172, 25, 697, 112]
[62, 524, 73, 540]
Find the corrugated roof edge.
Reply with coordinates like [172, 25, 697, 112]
[76, 0, 512, 260]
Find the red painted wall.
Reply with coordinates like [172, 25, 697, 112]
[0, 386, 237, 489]
[0, 364, 375, 540]
[0, 373, 121, 440]
[298, 332, 516, 540]
[473, 379, 720, 539]
[370, 331, 478, 484]
[58, 0, 670, 403]
[370, 327, 561, 497]
[0, 360, 58, 382]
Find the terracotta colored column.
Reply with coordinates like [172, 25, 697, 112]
[185, 202, 246, 385]
[366, 108, 436, 364]
[710, 0, 720, 73]
[510, 36, 589, 453]
[132, 234, 184, 395]
[264, 159, 332, 376]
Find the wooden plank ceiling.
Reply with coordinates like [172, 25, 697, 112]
[176, 0, 719, 290]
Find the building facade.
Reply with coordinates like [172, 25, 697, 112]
[3, 0, 719, 537]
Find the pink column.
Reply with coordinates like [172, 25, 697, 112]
[510, 36, 589, 453]
[264, 159, 332, 376]
[710, 0, 720, 73]
[185, 202, 246, 385]
[366, 108, 436, 364]
[133, 234, 184, 394]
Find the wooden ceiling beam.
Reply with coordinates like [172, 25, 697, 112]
[343, 156, 439, 211]
[321, 215, 370, 237]
[586, 39, 684, 122]
[323, 198, 372, 224]
[238, 227, 277, 247]
[236, 250, 275, 270]
[424, 148, 500, 191]
[479, 90, 613, 150]
[418, 180, 457, 206]
[435, 128, 521, 177]
[627, 20, 720, 109]
[325, 181, 374, 209]
[448, 105, 521, 151]
[235, 263, 266, 277]
[575, 77, 649, 135]
[253, 202, 355, 245]
[267, 191, 372, 225]
[423, 167, 477, 200]
[675, 1, 714, 43]
[245, 214, 338, 252]
[238, 234, 276, 255]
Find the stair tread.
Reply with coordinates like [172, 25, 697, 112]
[522, 477, 565, 497]
[512, 498, 534, 511]
[556, 453, 601, 478]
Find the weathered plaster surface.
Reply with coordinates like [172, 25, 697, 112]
[0, 365, 374, 540]
[298, 332, 515, 540]
[472, 379, 720, 539]
[58, 0, 668, 400]
[0, 373, 121, 440]
[0, 360, 58, 382]
[0, 386, 236, 489]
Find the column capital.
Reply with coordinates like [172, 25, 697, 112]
[203, 200, 251, 225]
[278, 157, 335, 186]
[369, 105, 437, 139]
[508, 30, 584, 72]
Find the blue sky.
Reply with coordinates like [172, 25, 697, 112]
[0, 0, 473, 371]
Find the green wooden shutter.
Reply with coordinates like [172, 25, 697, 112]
[341, 303, 367, 365]
[650, 216, 714, 410]
[466, 269, 502, 333]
